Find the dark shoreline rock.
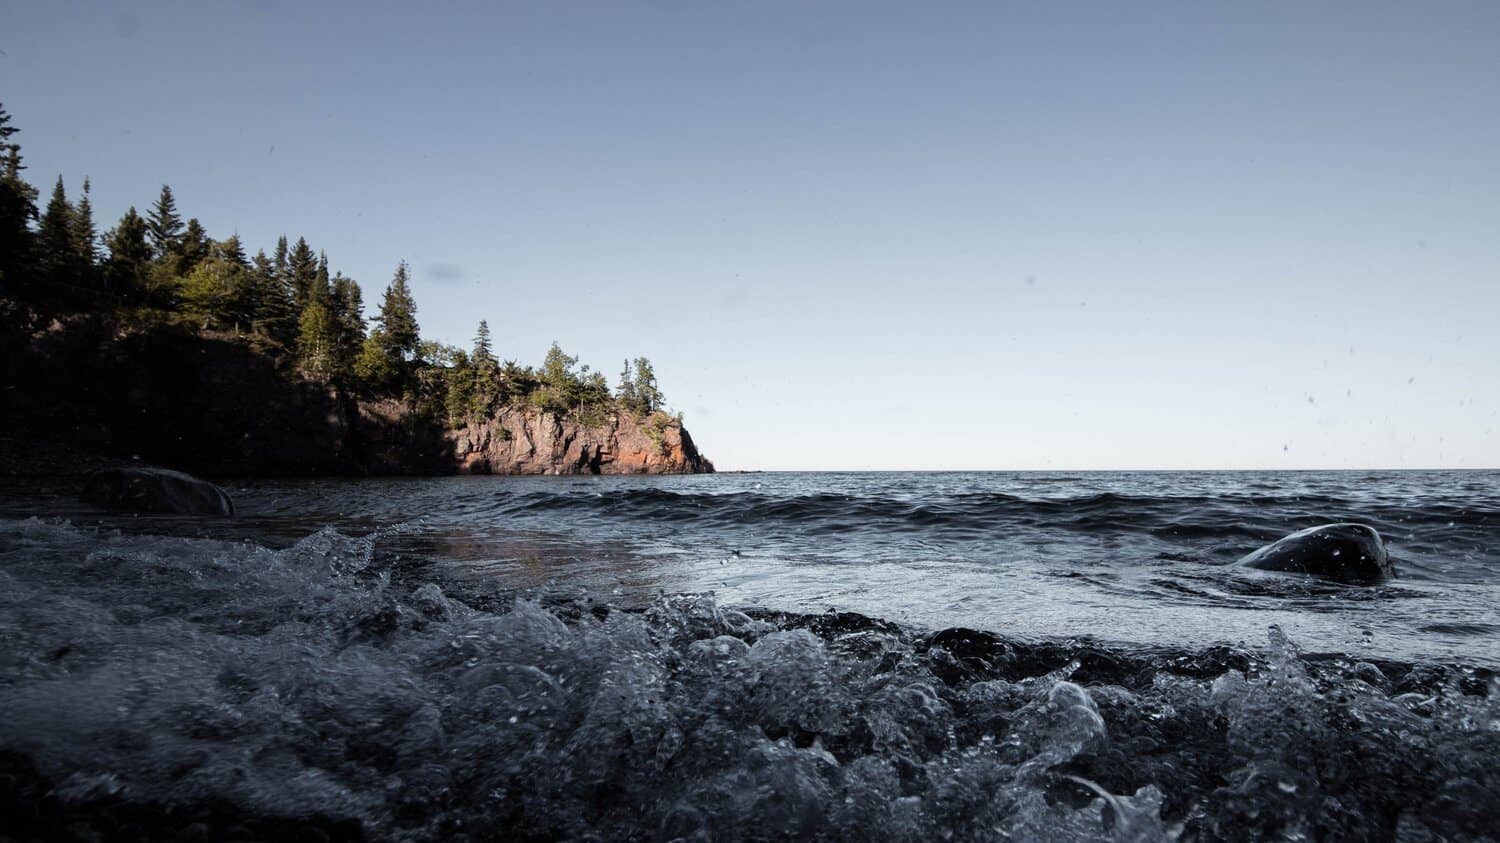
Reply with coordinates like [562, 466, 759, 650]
[81, 467, 234, 516]
[1236, 523, 1393, 584]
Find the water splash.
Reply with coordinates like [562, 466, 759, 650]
[0, 517, 1495, 841]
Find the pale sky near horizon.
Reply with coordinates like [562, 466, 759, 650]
[4, 1, 1498, 470]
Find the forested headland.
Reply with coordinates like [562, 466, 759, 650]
[0, 102, 712, 476]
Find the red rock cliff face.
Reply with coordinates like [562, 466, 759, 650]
[446, 408, 713, 475]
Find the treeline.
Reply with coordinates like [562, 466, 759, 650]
[0, 102, 672, 428]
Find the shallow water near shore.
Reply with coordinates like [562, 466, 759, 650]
[1, 470, 1497, 840]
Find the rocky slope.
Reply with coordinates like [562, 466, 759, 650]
[0, 308, 712, 477]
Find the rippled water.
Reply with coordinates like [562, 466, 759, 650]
[0, 471, 1497, 840]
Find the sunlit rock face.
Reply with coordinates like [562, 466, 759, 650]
[1, 519, 1494, 841]
[1236, 523, 1393, 584]
[445, 407, 714, 475]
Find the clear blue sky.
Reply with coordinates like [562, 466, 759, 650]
[5, 1, 1498, 469]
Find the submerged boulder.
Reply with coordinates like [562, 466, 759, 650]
[81, 467, 234, 516]
[1236, 523, 1391, 584]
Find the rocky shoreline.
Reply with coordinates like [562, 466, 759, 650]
[0, 312, 712, 478]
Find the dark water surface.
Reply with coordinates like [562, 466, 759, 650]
[1, 471, 1496, 840]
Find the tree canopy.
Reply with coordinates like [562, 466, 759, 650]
[0, 99, 678, 429]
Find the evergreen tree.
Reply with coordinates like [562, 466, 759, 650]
[103, 207, 151, 301]
[287, 237, 319, 312]
[616, 358, 639, 411]
[249, 249, 296, 343]
[146, 185, 183, 259]
[444, 349, 475, 425]
[176, 218, 211, 272]
[215, 234, 248, 267]
[330, 273, 366, 377]
[272, 235, 290, 280]
[632, 357, 663, 413]
[0, 101, 38, 287]
[72, 177, 98, 282]
[375, 261, 420, 362]
[317, 252, 331, 292]
[473, 320, 495, 365]
[469, 320, 500, 418]
[529, 341, 583, 415]
[37, 176, 75, 289]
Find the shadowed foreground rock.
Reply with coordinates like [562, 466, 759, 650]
[1236, 523, 1392, 584]
[81, 467, 234, 516]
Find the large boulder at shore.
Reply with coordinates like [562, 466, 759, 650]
[81, 467, 235, 516]
[1236, 523, 1392, 584]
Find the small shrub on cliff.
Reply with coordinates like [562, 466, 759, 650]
[642, 410, 678, 456]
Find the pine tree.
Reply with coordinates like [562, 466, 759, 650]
[37, 176, 76, 290]
[103, 207, 151, 301]
[273, 235, 289, 279]
[470, 320, 500, 418]
[616, 358, 639, 411]
[72, 176, 98, 282]
[356, 261, 421, 392]
[176, 218, 210, 272]
[0, 101, 37, 286]
[530, 342, 582, 415]
[330, 273, 366, 377]
[215, 234, 248, 267]
[473, 320, 495, 365]
[146, 185, 183, 259]
[287, 237, 319, 312]
[630, 357, 662, 414]
[444, 349, 476, 425]
[249, 249, 296, 343]
[375, 261, 420, 361]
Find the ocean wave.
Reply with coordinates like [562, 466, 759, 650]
[493, 487, 1500, 543]
[1, 518, 1495, 841]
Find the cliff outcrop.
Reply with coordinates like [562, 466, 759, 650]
[447, 407, 710, 475]
[0, 309, 712, 477]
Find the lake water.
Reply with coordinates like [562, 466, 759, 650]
[1, 471, 1496, 840]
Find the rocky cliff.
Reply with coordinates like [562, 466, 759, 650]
[356, 400, 712, 476]
[447, 407, 711, 475]
[0, 308, 713, 477]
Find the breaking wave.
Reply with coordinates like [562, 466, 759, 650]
[1, 517, 1496, 841]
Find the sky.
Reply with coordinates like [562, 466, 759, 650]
[4, 1, 1498, 470]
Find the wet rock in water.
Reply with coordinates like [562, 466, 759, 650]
[80, 467, 234, 516]
[1236, 523, 1391, 584]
